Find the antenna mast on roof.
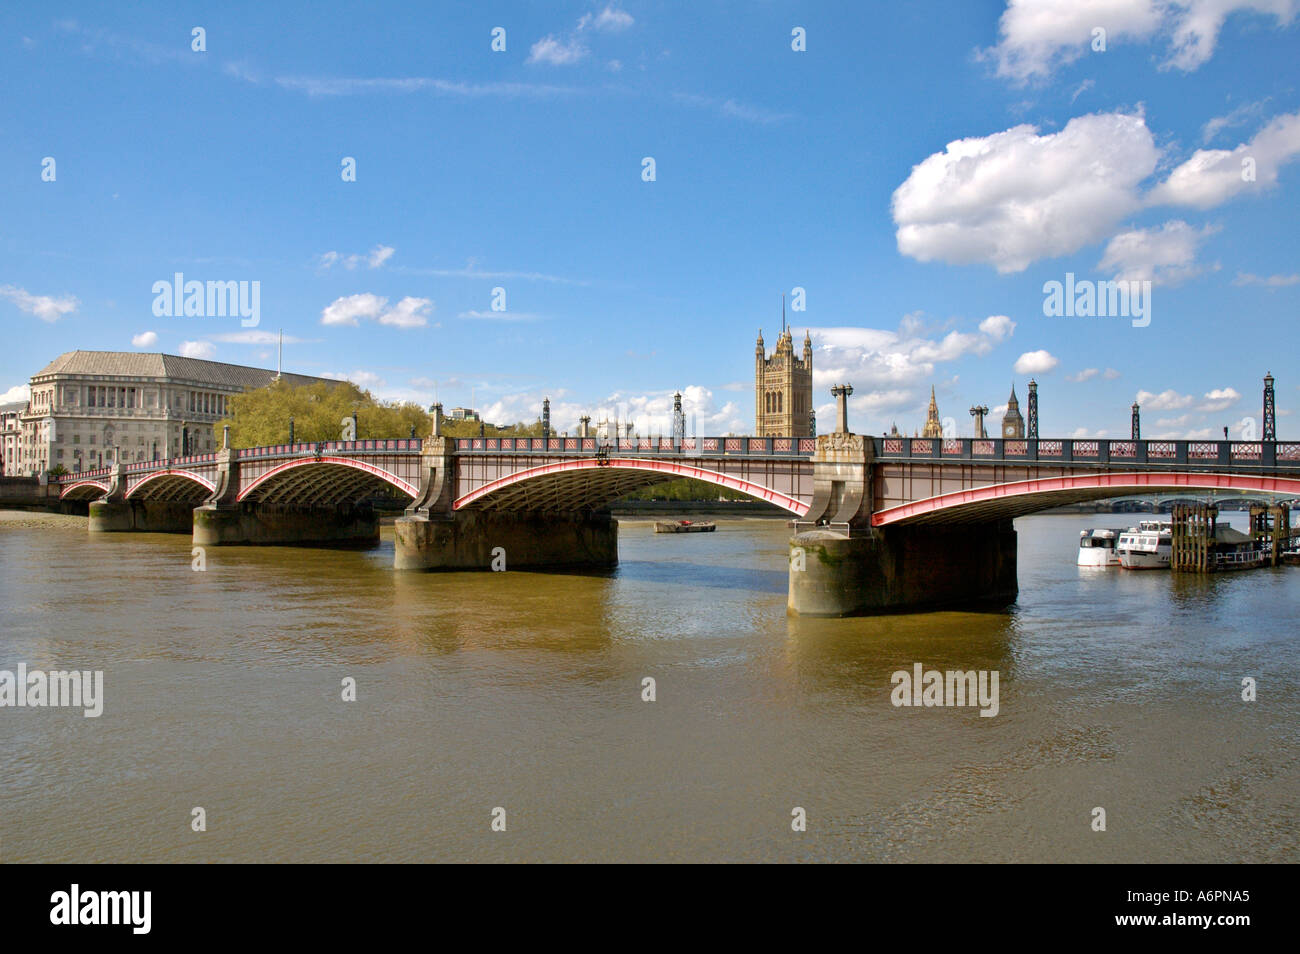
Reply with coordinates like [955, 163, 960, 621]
[276, 330, 282, 379]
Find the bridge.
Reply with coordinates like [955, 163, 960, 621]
[55, 421, 1300, 616]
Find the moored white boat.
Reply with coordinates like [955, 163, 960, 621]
[1117, 520, 1172, 569]
[1077, 527, 1126, 567]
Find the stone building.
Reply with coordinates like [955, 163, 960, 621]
[1001, 384, 1025, 439]
[1, 401, 23, 477]
[16, 351, 331, 475]
[755, 327, 813, 436]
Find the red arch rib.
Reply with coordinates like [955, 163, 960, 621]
[872, 471, 1300, 526]
[454, 457, 810, 515]
[236, 455, 419, 502]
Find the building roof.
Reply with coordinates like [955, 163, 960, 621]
[0, 401, 27, 414]
[31, 351, 332, 389]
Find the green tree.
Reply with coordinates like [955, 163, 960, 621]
[214, 379, 431, 447]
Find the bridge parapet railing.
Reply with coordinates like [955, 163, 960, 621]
[453, 436, 817, 456]
[872, 438, 1300, 471]
[235, 439, 423, 459]
[55, 453, 221, 482]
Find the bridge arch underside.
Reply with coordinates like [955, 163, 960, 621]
[455, 458, 809, 515]
[60, 480, 109, 500]
[873, 472, 1300, 526]
[238, 458, 417, 507]
[126, 471, 214, 503]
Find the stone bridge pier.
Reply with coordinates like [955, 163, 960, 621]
[788, 421, 1016, 617]
[393, 437, 617, 571]
[87, 457, 197, 534]
[192, 447, 380, 547]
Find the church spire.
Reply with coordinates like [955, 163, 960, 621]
[922, 386, 943, 438]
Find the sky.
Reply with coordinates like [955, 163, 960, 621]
[1, 0, 1298, 440]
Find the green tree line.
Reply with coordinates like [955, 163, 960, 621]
[212, 379, 552, 447]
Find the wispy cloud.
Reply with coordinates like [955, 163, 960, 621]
[401, 261, 592, 286]
[528, 35, 588, 66]
[528, 4, 636, 66]
[318, 245, 395, 270]
[1234, 271, 1300, 288]
[208, 330, 318, 345]
[673, 92, 793, 124]
[457, 310, 542, 321]
[273, 75, 578, 98]
[0, 284, 79, 322]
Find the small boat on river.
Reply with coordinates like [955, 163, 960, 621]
[654, 520, 716, 533]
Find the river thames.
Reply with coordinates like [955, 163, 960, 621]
[1, 512, 1296, 863]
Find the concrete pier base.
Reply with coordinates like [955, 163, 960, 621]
[394, 510, 618, 571]
[88, 499, 196, 534]
[192, 503, 379, 547]
[788, 521, 1017, 617]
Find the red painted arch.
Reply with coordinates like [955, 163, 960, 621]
[872, 471, 1300, 526]
[454, 456, 811, 514]
[126, 469, 216, 498]
[236, 455, 419, 502]
[59, 479, 110, 500]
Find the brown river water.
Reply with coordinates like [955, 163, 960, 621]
[1, 511, 1296, 863]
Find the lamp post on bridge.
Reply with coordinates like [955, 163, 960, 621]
[1131, 402, 1141, 440]
[830, 384, 853, 434]
[1264, 372, 1276, 441]
[969, 405, 989, 439]
[1027, 379, 1039, 439]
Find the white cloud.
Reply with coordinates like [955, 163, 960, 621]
[319, 292, 436, 329]
[1163, 0, 1299, 71]
[979, 314, 1017, 339]
[1136, 388, 1195, 409]
[377, 296, 432, 328]
[1104, 367, 1122, 379]
[986, 0, 1299, 82]
[1234, 271, 1300, 287]
[1, 384, 30, 403]
[1198, 386, 1240, 411]
[321, 293, 387, 326]
[1147, 110, 1300, 209]
[527, 34, 587, 65]
[809, 316, 1018, 404]
[0, 284, 79, 322]
[1068, 367, 1100, 382]
[1098, 220, 1219, 285]
[891, 112, 1158, 273]
[131, 331, 158, 348]
[318, 244, 395, 270]
[179, 340, 216, 359]
[580, 5, 635, 32]
[1070, 426, 1110, 438]
[1156, 414, 1195, 427]
[1014, 350, 1060, 374]
[529, 6, 633, 68]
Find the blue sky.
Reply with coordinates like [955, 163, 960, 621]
[2, 1, 1298, 439]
